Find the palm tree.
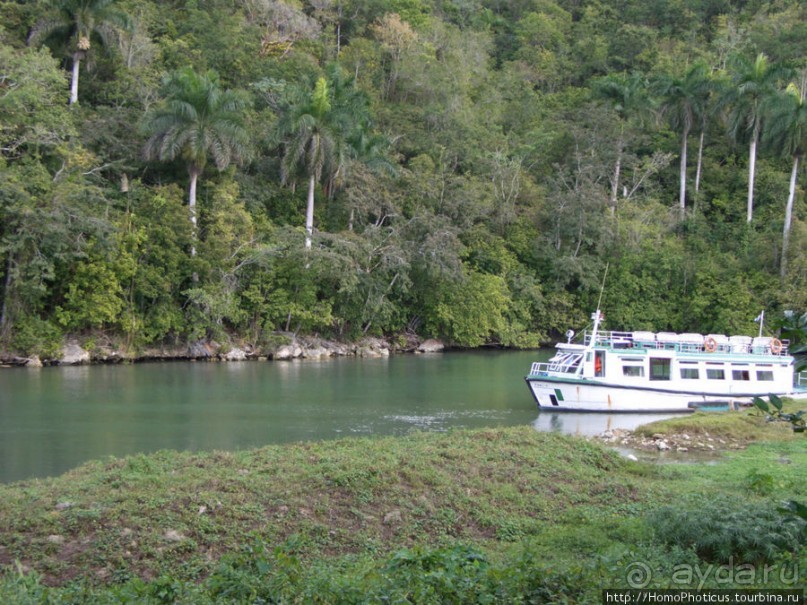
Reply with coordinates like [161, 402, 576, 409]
[275, 68, 369, 248]
[142, 67, 250, 257]
[722, 53, 789, 223]
[654, 63, 713, 215]
[592, 72, 651, 215]
[28, 0, 131, 105]
[763, 76, 807, 279]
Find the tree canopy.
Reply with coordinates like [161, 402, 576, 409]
[1, 0, 806, 353]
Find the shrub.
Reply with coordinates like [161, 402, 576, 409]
[648, 496, 805, 564]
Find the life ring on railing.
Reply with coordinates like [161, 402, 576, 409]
[770, 338, 783, 355]
[704, 336, 718, 353]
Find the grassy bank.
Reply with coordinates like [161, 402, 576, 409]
[1, 416, 805, 603]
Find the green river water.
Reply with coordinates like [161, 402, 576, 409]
[0, 350, 677, 483]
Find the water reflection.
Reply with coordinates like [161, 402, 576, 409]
[533, 411, 681, 437]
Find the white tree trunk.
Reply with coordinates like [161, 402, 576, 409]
[747, 129, 758, 223]
[679, 127, 689, 215]
[694, 130, 704, 194]
[305, 173, 316, 249]
[609, 144, 622, 217]
[189, 169, 199, 258]
[781, 155, 799, 279]
[70, 55, 81, 104]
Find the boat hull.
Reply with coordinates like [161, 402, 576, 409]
[525, 376, 767, 413]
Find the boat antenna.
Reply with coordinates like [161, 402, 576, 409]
[596, 262, 609, 313]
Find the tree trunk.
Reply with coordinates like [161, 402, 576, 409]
[189, 168, 199, 257]
[693, 129, 704, 214]
[695, 130, 704, 193]
[747, 128, 759, 223]
[609, 145, 622, 217]
[305, 173, 316, 249]
[0, 254, 12, 334]
[679, 126, 689, 216]
[70, 54, 81, 105]
[781, 155, 799, 279]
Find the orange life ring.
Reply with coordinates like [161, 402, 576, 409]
[770, 338, 783, 355]
[704, 337, 718, 353]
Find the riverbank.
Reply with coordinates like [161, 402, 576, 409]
[1, 404, 805, 602]
[594, 403, 807, 452]
[0, 333, 450, 368]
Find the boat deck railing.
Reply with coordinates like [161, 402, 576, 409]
[580, 330, 790, 356]
[529, 361, 581, 376]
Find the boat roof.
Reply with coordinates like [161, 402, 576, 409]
[555, 343, 587, 351]
[569, 329, 792, 359]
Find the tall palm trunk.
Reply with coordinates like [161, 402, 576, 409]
[305, 174, 316, 249]
[694, 130, 705, 213]
[781, 155, 799, 279]
[70, 54, 81, 104]
[747, 125, 760, 223]
[188, 167, 199, 258]
[609, 138, 623, 217]
[679, 126, 689, 215]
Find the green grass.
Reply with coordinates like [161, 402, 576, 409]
[0, 424, 804, 602]
[634, 398, 807, 442]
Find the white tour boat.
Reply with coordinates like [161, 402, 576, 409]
[525, 310, 806, 413]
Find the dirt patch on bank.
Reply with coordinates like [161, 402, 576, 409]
[594, 428, 748, 453]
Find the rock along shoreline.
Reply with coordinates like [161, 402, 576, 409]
[0, 334, 449, 368]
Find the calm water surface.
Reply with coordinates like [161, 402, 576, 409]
[0, 351, 677, 483]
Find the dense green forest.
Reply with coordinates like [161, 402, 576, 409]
[1, 0, 805, 356]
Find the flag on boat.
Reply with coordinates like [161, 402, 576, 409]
[754, 311, 764, 323]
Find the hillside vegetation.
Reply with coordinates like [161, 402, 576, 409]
[1, 0, 806, 355]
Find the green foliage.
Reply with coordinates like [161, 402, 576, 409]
[648, 496, 806, 564]
[0, 43, 73, 157]
[752, 394, 807, 433]
[142, 67, 250, 175]
[55, 252, 129, 331]
[2, 0, 807, 352]
[426, 270, 509, 347]
[9, 316, 63, 358]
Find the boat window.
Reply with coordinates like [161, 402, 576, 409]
[732, 369, 750, 381]
[622, 365, 644, 377]
[756, 370, 774, 381]
[649, 358, 671, 381]
[706, 368, 725, 380]
[595, 350, 605, 377]
[680, 368, 699, 380]
[549, 353, 583, 374]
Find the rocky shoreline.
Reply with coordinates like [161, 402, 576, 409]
[0, 334, 448, 368]
[594, 428, 747, 452]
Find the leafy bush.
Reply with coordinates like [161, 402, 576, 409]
[648, 496, 805, 564]
[752, 394, 806, 433]
[9, 315, 62, 358]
